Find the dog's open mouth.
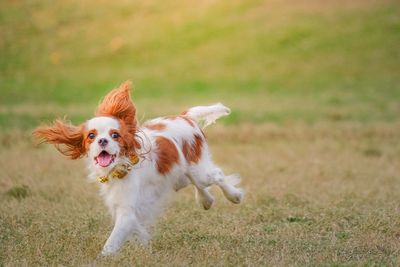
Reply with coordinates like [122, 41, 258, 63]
[95, 151, 116, 167]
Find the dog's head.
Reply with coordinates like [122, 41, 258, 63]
[34, 81, 141, 171]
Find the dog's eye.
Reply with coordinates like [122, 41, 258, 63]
[111, 132, 120, 139]
[88, 133, 96, 139]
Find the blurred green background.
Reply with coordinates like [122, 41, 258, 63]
[1, 1, 400, 265]
[1, 0, 399, 129]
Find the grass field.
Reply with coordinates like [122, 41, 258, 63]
[1, 0, 400, 266]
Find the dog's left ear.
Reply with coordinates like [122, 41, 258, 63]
[96, 81, 141, 153]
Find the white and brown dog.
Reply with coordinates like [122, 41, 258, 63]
[34, 81, 243, 255]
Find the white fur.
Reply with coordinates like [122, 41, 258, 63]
[85, 104, 243, 255]
[184, 102, 231, 128]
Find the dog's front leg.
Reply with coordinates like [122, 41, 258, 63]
[101, 208, 150, 256]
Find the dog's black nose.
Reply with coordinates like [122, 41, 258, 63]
[98, 138, 108, 147]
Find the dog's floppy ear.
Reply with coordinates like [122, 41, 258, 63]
[96, 81, 137, 131]
[96, 80, 141, 153]
[33, 119, 86, 159]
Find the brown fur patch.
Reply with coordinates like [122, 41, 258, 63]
[155, 137, 179, 175]
[118, 119, 140, 157]
[165, 115, 195, 127]
[84, 129, 97, 151]
[95, 81, 141, 155]
[145, 123, 167, 131]
[33, 120, 86, 159]
[182, 134, 203, 164]
[107, 128, 132, 156]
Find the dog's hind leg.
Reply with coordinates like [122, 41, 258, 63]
[208, 167, 244, 204]
[195, 186, 214, 210]
[186, 172, 214, 210]
[185, 141, 243, 208]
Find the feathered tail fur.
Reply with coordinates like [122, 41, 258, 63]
[183, 103, 230, 129]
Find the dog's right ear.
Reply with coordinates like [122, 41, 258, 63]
[96, 81, 141, 154]
[95, 81, 136, 125]
[33, 119, 86, 159]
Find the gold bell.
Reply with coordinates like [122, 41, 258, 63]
[98, 176, 109, 183]
[130, 155, 139, 165]
[112, 170, 124, 179]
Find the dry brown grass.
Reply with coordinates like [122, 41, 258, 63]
[1, 0, 399, 264]
[1, 123, 399, 266]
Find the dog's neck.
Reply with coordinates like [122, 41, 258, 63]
[97, 155, 139, 183]
[87, 155, 139, 183]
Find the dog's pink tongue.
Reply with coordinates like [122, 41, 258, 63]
[97, 153, 112, 167]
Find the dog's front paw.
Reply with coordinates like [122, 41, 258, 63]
[101, 245, 118, 256]
[139, 231, 151, 247]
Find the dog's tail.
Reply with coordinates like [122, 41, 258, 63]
[182, 103, 230, 129]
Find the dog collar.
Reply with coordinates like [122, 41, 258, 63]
[97, 155, 139, 183]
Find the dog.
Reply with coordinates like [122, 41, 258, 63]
[33, 81, 243, 255]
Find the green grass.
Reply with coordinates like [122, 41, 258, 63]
[1, 0, 399, 126]
[1, 0, 400, 265]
